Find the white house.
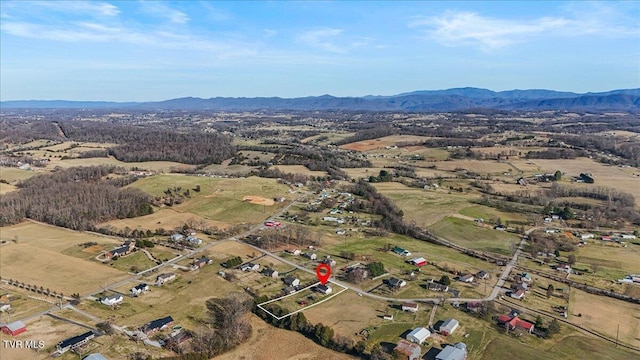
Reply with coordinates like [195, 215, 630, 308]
[620, 234, 637, 240]
[130, 283, 149, 296]
[186, 236, 202, 245]
[0, 304, 11, 312]
[170, 233, 184, 242]
[262, 268, 278, 278]
[406, 327, 431, 344]
[439, 318, 459, 336]
[156, 272, 177, 286]
[240, 263, 260, 272]
[402, 302, 419, 312]
[580, 233, 595, 240]
[101, 294, 123, 306]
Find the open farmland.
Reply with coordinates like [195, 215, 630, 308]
[431, 159, 515, 174]
[429, 216, 519, 255]
[0, 222, 128, 294]
[0, 182, 16, 194]
[373, 182, 476, 226]
[516, 158, 640, 201]
[47, 158, 196, 172]
[0, 166, 40, 183]
[268, 165, 328, 176]
[569, 289, 640, 348]
[340, 135, 432, 151]
[128, 174, 293, 225]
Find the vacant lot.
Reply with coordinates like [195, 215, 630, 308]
[102, 207, 230, 232]
[431, 159, 514, 174]
[569, 289, 640, 348]
[574, 243, 640, 284]
[0, 182, 16, 194]
[373, 182, 476, 226]
[340, 135, 432, 151]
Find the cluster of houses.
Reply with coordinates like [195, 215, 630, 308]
[393, 317, 464, 360]
[170, 228, 202, 246]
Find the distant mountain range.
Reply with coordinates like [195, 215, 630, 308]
[3, 88, 639, 112]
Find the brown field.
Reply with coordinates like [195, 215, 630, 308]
[217, 314, 355, 360]
[0, 182, 16, 194]
[242, 195, 276, 206]
[303, 291, 383, 338]
[569, 288, 640, 348]
[0, 222, 128, 294]
[209, 241, 263, 259]
[340, 135, 432, 151]
[102, 208, 231, 231]
[519, 158, 640, 200]
[268, 165, 328, 176]
[45, 157, 196, 172]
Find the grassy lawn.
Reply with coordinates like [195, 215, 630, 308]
[459, 204, 528, 224]
[110, 252, 156, 273]
[429, 216, 519, 255]
[0, 166, 41, 183]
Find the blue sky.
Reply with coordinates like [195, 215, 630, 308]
[1, 1, 639, 101]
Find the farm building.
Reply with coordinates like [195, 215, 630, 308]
[185, 236, 202, 245]
[580, 233, 595, 240]
[388, 277, 407, 289]
[156, 272, 177, 286]
[383, 314, 394, 320]
[497, 315, 535, 334]
[394, 340, 422, 360]
[407, 257, 427, 267]
[1, 321, 26, 336]
[511, 289, 526, 300]
[459, 274, 475, 283]
[436, 342, 467, 360]
[100, 294, 124, 306]
[284, 276, 300, 287]
[56, 331, 95, 354]
[83, 354, 108, 360]
[170, 234, 185, 242]
[402, 302, 419, 312]
[393, 246, 411, 256]
[131, 283, 149, 296]
[142, 316, 174, 335]
[439, 318, 459, 336]
[620, 234, 637, 240]
[262, 268, 279, 278]
[316, 284, 332, 294]
[406, 327, 430, 344]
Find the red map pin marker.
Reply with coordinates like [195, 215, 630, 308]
[316, 263, 331, 285]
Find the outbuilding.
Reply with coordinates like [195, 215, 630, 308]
[1, 321, 26, 336]
[406, 327, 430, 344]
[439, 318, 459, 336]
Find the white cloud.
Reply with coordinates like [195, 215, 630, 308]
[410, 6, 640, 51]
[264, 28, 278, 37]
[21, 1, 120, 16]
[297, 28, 346, 53]
[139, 1, 189, 24]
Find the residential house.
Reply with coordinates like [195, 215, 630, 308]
[316, 284, 332, 294]
[142, 316, 174, 335]
[100, 294, 124, 306]
[620, 234, 637, 240]
[56, 331, 95, 354]
[1, 321, 26, 336]
[0, 303, 11, 312]
[184, 229, 197, 236]
[459, 274, 475, 283]
[240, 262, 260, 272]
[191, 256, 212, 270]
[305, 253, 317, 261]
[388, 277, 407, 289]
[436, 343, 467, 360]
[262, 268, 279, 278]
[497, 315, 535, 334]
[406, 327, 430, 344]
[185, 236, 202, 245]
[511, 289, 526, 300]
[284, 286, 296, 294]
[393, 246, 411, 257]
[284, 276, 300, 287]
[131, 283, 149, 296]
[394, 340, 422, 360]
[439, 318, 459, 336]
[322, 256, 337, 267]
[494, 224, 506, 231]
[580, 233, 595, 240]
[402, 302, 419, 312]
[476, 271, 488, 280]
[556, 264, 572, 274]
[519, 272, 532, 283]
[427, 281, 449, 292]
[105, 240, 135, 259]
[156, 273, 177, 286]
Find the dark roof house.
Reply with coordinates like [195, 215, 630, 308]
[142, 316, 174, 335]
[56, 331, 95, 353]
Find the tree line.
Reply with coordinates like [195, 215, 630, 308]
[0, 166, 153, 230]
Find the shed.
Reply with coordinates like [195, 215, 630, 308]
[402, 302, 419, 312]
[394, 339, 422, 360]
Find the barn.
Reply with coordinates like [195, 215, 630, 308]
[1, 321, 26, 336]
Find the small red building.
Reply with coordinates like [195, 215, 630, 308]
[2, 321, 26, 336]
